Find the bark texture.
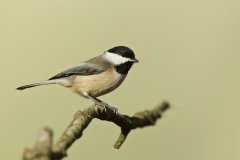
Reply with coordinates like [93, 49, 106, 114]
[23, 101, 170, 160]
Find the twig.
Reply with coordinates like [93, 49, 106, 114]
[23, 101, 170, 160]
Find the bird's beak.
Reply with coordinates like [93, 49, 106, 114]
[132, 58, 139, 63]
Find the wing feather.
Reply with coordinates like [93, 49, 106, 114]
[49, 63, 105, 80]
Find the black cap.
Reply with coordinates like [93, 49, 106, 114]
[108, 46, 136, 60]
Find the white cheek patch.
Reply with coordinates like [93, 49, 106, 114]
[103, 52, 133, 65]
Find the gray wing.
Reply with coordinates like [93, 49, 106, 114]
[49, 62, 105, 80]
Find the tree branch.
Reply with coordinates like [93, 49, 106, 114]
[23, 101, 170, 160]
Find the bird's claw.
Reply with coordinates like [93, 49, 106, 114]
[95, 101, 118, 113]
[107, 105, 118, 113]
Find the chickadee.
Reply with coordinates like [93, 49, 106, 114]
[17, 46, 139, 111]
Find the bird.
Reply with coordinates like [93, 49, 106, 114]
[17, 46, 139, 111]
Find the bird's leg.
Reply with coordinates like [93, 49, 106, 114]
[93, 97, 118, 113]
[86, 95, 118, 113]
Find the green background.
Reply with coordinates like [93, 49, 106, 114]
[1, 0, 239, 159]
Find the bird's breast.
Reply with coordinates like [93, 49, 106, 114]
[71, 69, 126, 97]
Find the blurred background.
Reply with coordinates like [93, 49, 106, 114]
[1, 0, 239, 159]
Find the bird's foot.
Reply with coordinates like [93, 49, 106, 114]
[96, 101, 118, 113]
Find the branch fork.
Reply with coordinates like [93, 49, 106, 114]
[23, 101, 170, 160]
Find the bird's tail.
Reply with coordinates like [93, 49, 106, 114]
[16, 80, 59, 90]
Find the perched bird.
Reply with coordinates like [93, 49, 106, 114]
[17, 46, 139, 111]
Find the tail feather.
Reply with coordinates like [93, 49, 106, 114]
[16, 80, 58, 90]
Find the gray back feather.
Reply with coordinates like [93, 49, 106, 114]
[49, 56, 111, 80]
